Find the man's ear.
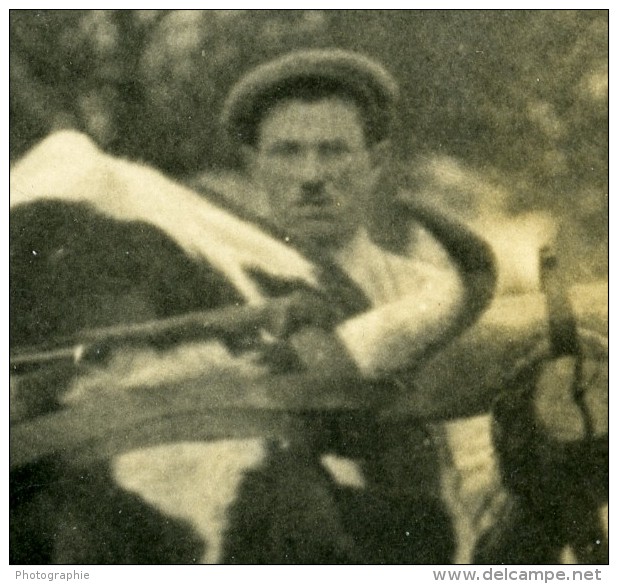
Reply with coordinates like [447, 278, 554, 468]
[241, 144, 258, 175]
[368, 139, 392, 181]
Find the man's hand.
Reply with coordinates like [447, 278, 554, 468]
[258, 290, 358, 377]
[288, 327, 361, 378]
[263, 290, 342, 338]
[260, 326, 361, 379]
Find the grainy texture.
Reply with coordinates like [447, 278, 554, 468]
[10, 10, 607, 566]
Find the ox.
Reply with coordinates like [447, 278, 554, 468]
[10, 132, 608, 564]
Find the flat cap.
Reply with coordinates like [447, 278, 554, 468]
[222, 49, 399, 145]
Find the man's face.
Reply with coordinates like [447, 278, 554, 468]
[246, 97, 383, 250]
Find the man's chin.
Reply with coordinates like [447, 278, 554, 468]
[271, 213, 358, 250]
[292, 223, 356, 250]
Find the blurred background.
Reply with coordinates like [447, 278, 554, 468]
[9, 9, 608, 282]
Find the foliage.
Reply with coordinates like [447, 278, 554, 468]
[10, 9, 608, 270]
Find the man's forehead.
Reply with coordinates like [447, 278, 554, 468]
[257, 97, 366, 144]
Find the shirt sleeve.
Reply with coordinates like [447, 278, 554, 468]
[335, 259, 465, 377]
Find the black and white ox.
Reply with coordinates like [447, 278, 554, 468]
[10, 133, 608, 565]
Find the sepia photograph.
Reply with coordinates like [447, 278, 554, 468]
[9, 8, 608, 570]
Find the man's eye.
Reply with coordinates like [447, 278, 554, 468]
[318, 142, 350, 158]
[266, 143, 302, 157]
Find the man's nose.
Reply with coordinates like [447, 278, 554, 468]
[297, 152, 328, 199]
[297, 151, 324, 183]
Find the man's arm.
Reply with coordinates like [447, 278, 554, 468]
[334, 260, 465, 376]
[315, 204, 496, 378]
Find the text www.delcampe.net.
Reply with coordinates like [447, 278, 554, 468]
[433, 568, 605, 583]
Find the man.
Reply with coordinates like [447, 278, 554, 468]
[214, 49, 496, 563]
[220, 49, 494, 379]
[10, 49, 496, 564]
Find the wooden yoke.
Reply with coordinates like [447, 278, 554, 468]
[10, 278, 607, 470]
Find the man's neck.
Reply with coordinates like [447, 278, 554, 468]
[331, 227, 373, 264]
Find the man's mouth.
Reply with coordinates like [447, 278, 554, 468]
[295, 205, 338, 219]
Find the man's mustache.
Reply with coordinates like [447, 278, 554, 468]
[299, 181, 334, 203]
